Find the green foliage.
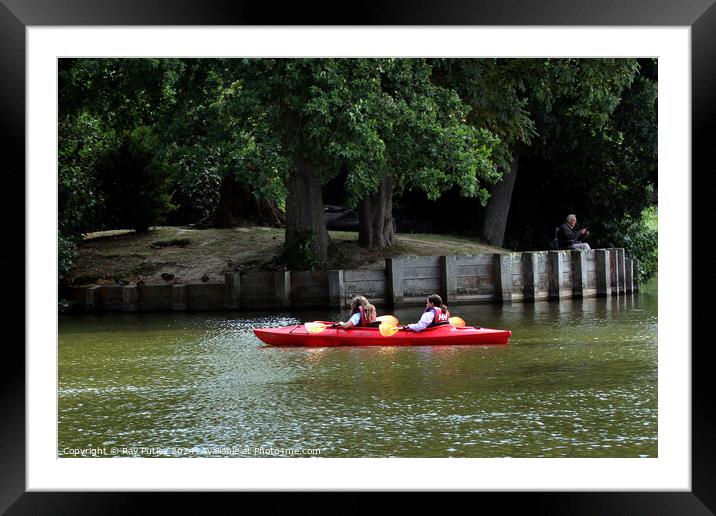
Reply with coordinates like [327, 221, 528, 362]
[376, 60, 501, 205]
[59, 59, 184, 235]
[169, 145, 223, 222]
[617, 206, 658, 283]
[430, 58, 539, 174]
[271, 231, 320, 271]
[58, 230, 80, 311]
[94, 126, 176, 233]
[57, 57, 657, 280]
[59, 58, 179, 129]
[433, 58, 644, 215]
[160, 60, 289, 222]
[229, 59, 501, 208]
[531, 59, 639, 128]
[58, 298, 76, 314]
[590, 206, 657, 283]
[496, 58, 656, 259]
[300, 59, 501, 252]
[58, 231, 79, 285]
[58, 112, 115, 236]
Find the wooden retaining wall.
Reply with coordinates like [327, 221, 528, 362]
[64, 248, 640, 313]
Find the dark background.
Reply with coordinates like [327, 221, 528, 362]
[2, 0, 711, 513]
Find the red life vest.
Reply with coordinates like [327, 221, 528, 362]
[425, 306, 450, 327]
[357, 305, 372, 327]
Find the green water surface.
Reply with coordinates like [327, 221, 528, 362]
[58, 290, 657, 458]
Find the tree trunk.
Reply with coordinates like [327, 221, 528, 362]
[285, 156, 329, 264]
[358, 174, 396, 248]
[214, 174, 285, 228]
[479, 154, 520, 247]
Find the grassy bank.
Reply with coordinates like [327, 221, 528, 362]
[67, 226, 509, 286]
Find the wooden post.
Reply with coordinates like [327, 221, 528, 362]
[548, 251, 563, 300]
[86, 286, 99, 312]
[522, 252, 538, 301]
[625, 258, 634, 293]
[328, 270, 345, 308]
[121, 286, 138, 312]
[495, 253, 513, 303]
[224, 272, 241, 309]
[633, 259, 641, 291]
[274, 270, 291, 307]
[609, 249, 619, 296]
[172, 284, 187, 311]
[440, 255, 457, 304]
[595, 249, 611, 297]
[617, 248, 626, 294]
[571, 250, 587, 298]
[386, 257, 404, 305]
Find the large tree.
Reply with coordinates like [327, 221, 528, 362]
[347, 59, 500, 248]
[224, 59, 500, 263]
[432, 58, 641, 247]
[59, 58, 180, 236]
[505, 58, 658, 253]
[59, 58, 288, 235]
[159, 59, 287, 228]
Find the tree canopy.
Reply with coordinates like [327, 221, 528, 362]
[58, 57, 657, 281]
[202, 58, 502, 262]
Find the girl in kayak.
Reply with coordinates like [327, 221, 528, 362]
[406, 294, 451, 332]
[336, 295, 379, 329]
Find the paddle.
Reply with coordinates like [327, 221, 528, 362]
[379, 321, 401, 337]
[375, 315, 403, 336]
[375, 315, 399, 326]
[304, 322, 337, 334]
[449, 316, 466, 327]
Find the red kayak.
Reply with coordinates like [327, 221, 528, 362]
[253, 322, 511, 347]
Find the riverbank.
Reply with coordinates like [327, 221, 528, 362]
[66, 226, 509, 287]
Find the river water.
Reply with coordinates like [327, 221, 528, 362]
[58, 289, 657, 458]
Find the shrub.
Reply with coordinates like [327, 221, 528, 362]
[169, 147, 222, 224]
[94, 126, 176, 233]
[271, 230, 320, 270]
[622, 206, 658, 283]
[58, 112, 113, 237]
[58, 231, 79, 312]
[58, 231, 79, 285]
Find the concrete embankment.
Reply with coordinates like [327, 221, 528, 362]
[63, 248, 638, 313]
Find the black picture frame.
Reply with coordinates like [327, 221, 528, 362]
[2, 0, 711, 512]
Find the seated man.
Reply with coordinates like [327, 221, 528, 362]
[557, 214, 591, 250]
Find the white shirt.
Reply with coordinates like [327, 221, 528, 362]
[347, 312, 361, 326]
[407, 310, 435, 332]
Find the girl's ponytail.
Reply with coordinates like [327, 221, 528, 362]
[428, 294, 447, 314]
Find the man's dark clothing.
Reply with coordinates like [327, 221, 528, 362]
[557, 223, 586, 249]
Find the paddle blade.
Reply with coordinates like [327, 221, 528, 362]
[305, 322, 328, 334]
[375, 315, 399, 326]
[449, 317, 466, 327]
[379, 323, 401, 337]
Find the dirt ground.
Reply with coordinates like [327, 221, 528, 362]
[68, 226, 509, 286]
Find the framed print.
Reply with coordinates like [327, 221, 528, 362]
[3, 0, 712, 512]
